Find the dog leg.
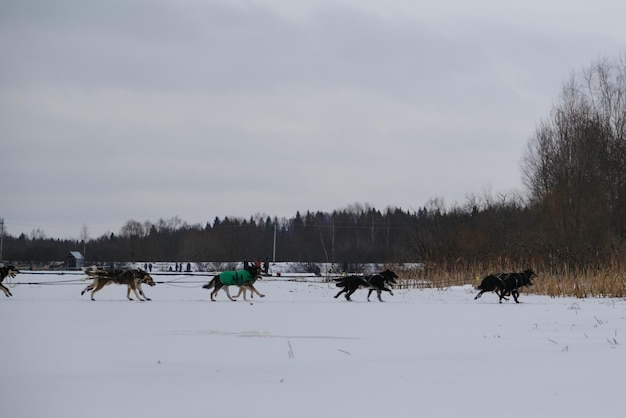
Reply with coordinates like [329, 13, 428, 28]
[233, 286, 246, 301]
[247, 285, 265, 299]
[0, 283, 11, 297]
[380, 286, 393, 301]
[334, 288, 347, 299]
[345, 288, 357, 301]
[137, 283, 151, 301]
[210, 281, 224, 301]
[222, 286, 237, 301]
[81, 282, 95, 296]
[90, 281, 108, 301]
[237, 285, 264, 301]
[377, 289, 384, 302]
[131, 285, 145, 301]
[131, 282, 149, 301]
[367, 288, 374, 301]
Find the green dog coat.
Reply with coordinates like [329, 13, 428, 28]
[217, 269, 256, 286]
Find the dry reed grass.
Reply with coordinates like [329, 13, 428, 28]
[394, 261, 626, 298]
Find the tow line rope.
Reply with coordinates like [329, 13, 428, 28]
[6, 278, 212, 287]
[5, 275, 327, 288]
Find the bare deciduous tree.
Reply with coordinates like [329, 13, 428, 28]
[522, 55, 626, 266]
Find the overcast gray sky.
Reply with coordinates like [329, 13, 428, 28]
[1, 0, 624, 240]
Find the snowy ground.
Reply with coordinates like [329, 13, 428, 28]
[2, 271, 625, 418]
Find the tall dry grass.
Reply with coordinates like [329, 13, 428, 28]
[525, 268, 626, 298]
[394, 260, 626, 298]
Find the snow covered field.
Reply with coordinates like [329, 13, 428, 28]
[2, 271, 625, 418]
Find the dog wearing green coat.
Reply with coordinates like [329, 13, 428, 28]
[203, 264, 264, 301]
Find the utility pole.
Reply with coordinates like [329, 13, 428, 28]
[0, 217, 4, 261]
[272, 223, 276, 264]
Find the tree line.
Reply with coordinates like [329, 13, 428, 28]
[3, 56, 625, 274]
[0, 199, 529, 266]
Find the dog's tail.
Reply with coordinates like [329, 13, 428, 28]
[82, 266, 113, 278]
[83, 266, 96, 276]
[202, 277, 217, 290]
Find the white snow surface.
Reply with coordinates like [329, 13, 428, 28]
[2, 271, 625, 418]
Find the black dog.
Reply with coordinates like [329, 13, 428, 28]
[334, 269, 399, 302]
[366, 269, 399, 302]
[474, 269, 536, 303]
[334, 275, 371, 301]
[499, 270, 536, 302]
[1, 265, 19, 297]
[474, 274, 507, 301]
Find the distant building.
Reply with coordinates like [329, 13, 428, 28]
[65, 251, 84, 269]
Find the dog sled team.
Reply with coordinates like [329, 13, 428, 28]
[2, 261, 537, 304]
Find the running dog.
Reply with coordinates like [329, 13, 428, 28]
[366, 269, 399, 302]
[333, 275, 371, 301]
[474, 269, 536, 303]
[1, 265, 19, 297]
[334, 269, 399, 302]
[203, 264, 264, 301]
[81, 268, 155, 301]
